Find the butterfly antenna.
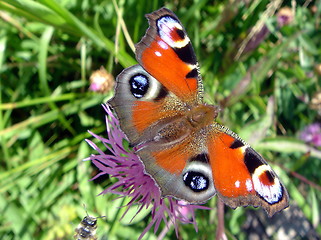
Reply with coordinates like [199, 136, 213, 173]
[82, 203, 89, 217]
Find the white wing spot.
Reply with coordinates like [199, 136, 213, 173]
[234, 180, 240, 188]
[155, 51, 162, 57]
[246, 178, 253, 192]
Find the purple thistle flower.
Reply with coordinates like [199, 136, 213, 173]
[85, 104, 209, 239]
[89, 67, 115, 94]
[300, 123, 321, 147]
[277, 7, 294, 27]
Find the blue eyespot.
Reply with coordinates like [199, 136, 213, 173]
[183, 171, 209, 192]
[129, 74, 149, 98]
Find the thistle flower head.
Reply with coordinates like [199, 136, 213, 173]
[85, 104, 208, 239]
[277, 7, 294, 27]
[89, 67, 115, 93]
[300, 123, 321, 147]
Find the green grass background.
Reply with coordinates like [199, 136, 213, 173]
[0, 0, 321, 239]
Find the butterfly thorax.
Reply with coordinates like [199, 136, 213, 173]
[134, 103, 219, 151]
[187, 104, 219, 129]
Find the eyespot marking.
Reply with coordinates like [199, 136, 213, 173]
[129, 74, 149, 98]
[252, 165, 283, 204]
[260, 170, 275, 185]
[183, 171, 209, 192]
[157, 15, 192, 49]
[175, 28, 185, 40]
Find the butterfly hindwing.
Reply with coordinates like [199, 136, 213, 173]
[138, 139, 216, 203]
[110, 65, 180, 143]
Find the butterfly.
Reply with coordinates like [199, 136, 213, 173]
[109, 7, 289, 217]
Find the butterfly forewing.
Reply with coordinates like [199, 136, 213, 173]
[207, 124, 289, 216]
[136, 8, 202, 103]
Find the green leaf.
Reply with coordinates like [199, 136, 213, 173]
[256, 137, 321, 159]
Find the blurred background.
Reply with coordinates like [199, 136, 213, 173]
[0, 0, 320, 239]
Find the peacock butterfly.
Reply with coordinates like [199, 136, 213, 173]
[109, 7, 289, 217]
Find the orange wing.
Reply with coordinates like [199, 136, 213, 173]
[208, 125, 289, 217]
[136, 8, 201, 102]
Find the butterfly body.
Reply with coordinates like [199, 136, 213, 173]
[109, 7, 289, 216]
